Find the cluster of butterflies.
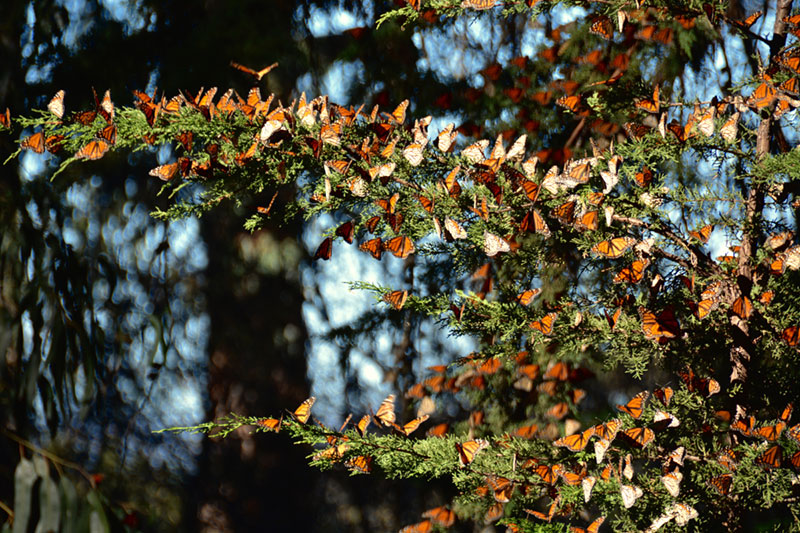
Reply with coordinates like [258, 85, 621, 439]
[259, 393, 435, 475]
[18, 89, 117, 160]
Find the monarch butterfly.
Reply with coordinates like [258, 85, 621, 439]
[422, 507, 455, 527]
[689, 224, 713, 244]
[356, 414, 371, 436]
[334, 221, 355, 244]
[621, 427, 655, 448]
[552, 200, 576, 225]
[437, 123, 458, 153]
[654, 386, 674, 407]
[383, 236, 415, 258]
[554, 426, 596, 452]
[731, 10, 763, 29]
[20, 131, 45, 153]
[513, 424, 538, 439]
[75, 139, 110, 161]
[416, 195, 434, 214]
[72, 109, 97, 126]
[426, 422, 449, 438]
[756, 444, 783, 469]
[714, 449, 738, 472]
[383, 290, 408, 310]
[620, 484, 643, 508]
[622, 453, 634, 480]
[666, 446, 686, 468]
[594, 419, 621, 441]
[559, 467, 587, 486]
[230, 60, 278, 81]
[483, 231, 510, 257]
[534, 464, 564, 485]
[374, 394, 396, 426]
[444, 217, 467, 240]
[614, 259, 648, 284]
[635, 85, 660, 114]
[547, 402, 569, 420]
[456, 439, 489, 466]
[778, 52, 800, 75]
[639, 307, 679, 341]
[0, 107, 11, 129]
[592, 237, 635, 259]
[461, 140, 489, 163]
[782, 325, 799, 346]
[589, 16, 613, 40]
[617, 391, 649, 419]
[44, 134, 65, 154]
[520, 210, 551, 236]
[708, 473, 733, 495]
[751, 82, 777, 109]
[731, 415, 755, 437]
[789, 450, 800, 470]
[720, 112, 740, 142]
[47, 90, 65, 119]
[292, 396, 315, 424]
[486, 475, 514, 502]
[556, 95, 582, 113]
[399, 520, 433, 533]
[256, 417, 281, 431]
[564, 159, 591, 185]
[395, 415, 429, 436]
[695, 298, 716, 319]
[520, 180, 540, 202]
[526, 499, 558, 522]
[484, 502, 504, 524]
[530, 312, 557, 335]
[754, 422, 786, 442]
[581, 476, 597, 503]
[653, 409, 680, 429]
[345, 454, 372, 474]
[624, 122, 652, 140]
[313, 237, 332, 260]
[789, 424, 800, 445]
[403, 143, 425, 166]
[516, 288, 541, 306]
[575, 210, 599, 232]
[461, 0, 497, 9]
[731, 296, 753, 319]
[359, 237, 383, 259]
[570, 516, 606, 533]
[605, 307, 622, 330]
[780, 403, 793, 422]
[363, 216, 381, 234]
[375, 193, 399, 214]
[383, 100, 408, 125]
[93, 123, 116, 145]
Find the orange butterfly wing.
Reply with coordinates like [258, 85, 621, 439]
[554, 426, 596, 452]
[292, 396, 316, 424]
[75, 139, 110, 160]
[621, 427, 654, 448]
[383, 236, 415, 258]
[756, 444, 783, 469]
[592, 237, 635, 259]
[530, 312, 557, 335]
[21, 131, 45, 153]
[383, 290, 409, 310]
[456, 439, 488, 466]
[708, 473, 733, 495]
[359, 237, 383, 259]
[314, 237, 333, 260]
[617, 391, 648, 419]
